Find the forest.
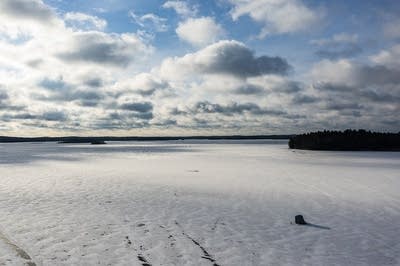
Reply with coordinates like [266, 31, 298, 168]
[289, 130, 400, 151]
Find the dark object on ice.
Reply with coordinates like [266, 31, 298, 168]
[293, 215, 331, 229]
[295, 215, 307, 225]
[90, 140, 106, 145]
[289, 129, 400, 151]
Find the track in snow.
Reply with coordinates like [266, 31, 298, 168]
[0, 230, 36, 266]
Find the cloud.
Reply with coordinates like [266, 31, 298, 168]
[101, 101, 156, 123]
[228, 0, 321, 38]
[114, 73, 169, 96]
[0, 0, 398, 135]
[0, 90, 8, 101]
[311, 33, 362, 59]
[325, 101, 363, 111]
[315, 81, 400, 104]
[0, 90, 25, 110]
[160, 40, 290, 79]
[162, 1, 197, 18]
[57, 31, 152, 67]
[72, 91, 104, 107]
[0, 0, 57, 24]
[360, 89, 400, 103]
[370, 44, 400, 69]
[312, 61, 400, 88]
[292, 94, 318, 104]
[64, 12, 107, 31]
[2, 110, 67, 122]
[311, 33, 358, 46]
[310, 59, 355, 85]
[0, 0, 62, 42]
[233, 84, 264, 95]
[315, 45, 363, 60]
[35, 89, 105, 107]
[357, 65, 400, 86]
[176, 17, 225, 47]
[92, 113, 151, 129]
[383, 16, 400, 40]
[35, 75, 107, 107]
[175, 101, 287, 117]
[38, 77, 70, 91]
[93, 101, 155, 130]
[300, 50, 400, 132]
[84, 77, 104, 88]
[244, 75, 302, 95]
[310, 57, 400, 107]
[119, 102, 153, 113]
[41, 110, 68, 121]
[129, 11, 168, 32]
[0, 0, 161, 133]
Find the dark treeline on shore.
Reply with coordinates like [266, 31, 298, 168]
[289, 130, 400, 151]
[0, 135, 293, 143]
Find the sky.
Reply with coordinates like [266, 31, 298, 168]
[0, 0, 399, 136]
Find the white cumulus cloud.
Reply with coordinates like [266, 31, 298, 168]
[176, 17, 225, 47]
[228, 0, 321, 38]
[162, 1, 197, 18]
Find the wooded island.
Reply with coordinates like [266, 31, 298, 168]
[289, 130, 400, 151]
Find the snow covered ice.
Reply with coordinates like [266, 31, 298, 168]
[0, 140, 399, 265]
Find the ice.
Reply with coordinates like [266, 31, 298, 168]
[0, 140, 399, 265]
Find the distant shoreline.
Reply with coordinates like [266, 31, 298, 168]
[0, 135, 292, 143]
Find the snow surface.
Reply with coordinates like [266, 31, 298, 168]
[0, 140, 399, 266]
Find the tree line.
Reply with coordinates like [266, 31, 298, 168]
[0, 135, 293, 143]
[289, 129, 400, 151]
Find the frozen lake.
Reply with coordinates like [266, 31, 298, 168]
[0, 140, 399, 265]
